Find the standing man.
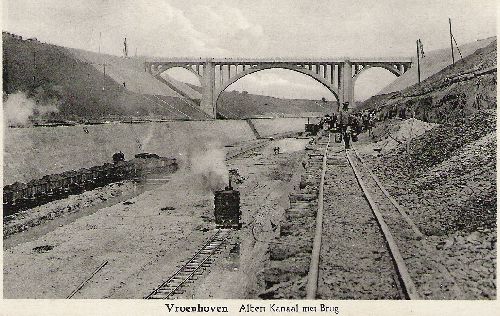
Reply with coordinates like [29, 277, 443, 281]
[339, 102, 350, 146]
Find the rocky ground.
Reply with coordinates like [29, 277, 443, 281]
[356, 112, 496, 299]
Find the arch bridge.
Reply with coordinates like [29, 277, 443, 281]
[145, 57, 412, 118]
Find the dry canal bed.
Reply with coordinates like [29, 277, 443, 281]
[3, 132, 494, 299]
[3, 137, 308, 299]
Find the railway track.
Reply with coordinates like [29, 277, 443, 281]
[145, 134, 292, 299]
[307, 133, 421, 299]
[145, 229, 231, 299]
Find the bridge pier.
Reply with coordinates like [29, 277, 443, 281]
[200, 60, 217, 118]
[341, 60, 354, 108]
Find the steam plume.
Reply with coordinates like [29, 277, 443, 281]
[187, 140, 229, 194]
[3, 91, 59, 126]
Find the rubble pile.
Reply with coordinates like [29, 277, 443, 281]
[369, 110, 496, 234]
[371, 118, 438, 152]
[362, 109, 496, 298]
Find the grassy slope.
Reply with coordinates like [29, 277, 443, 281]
[380, 37, 495, 94]
[217, 90, 336, 118]
[3, 34, 208, 120]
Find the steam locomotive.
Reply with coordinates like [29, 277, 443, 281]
[3, 153, 178, 217]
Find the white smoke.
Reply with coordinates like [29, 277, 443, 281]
[3, 91, 59, 126]
[187, 140, 229, 194]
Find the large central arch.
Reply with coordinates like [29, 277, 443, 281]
[215, 65, 340, 104]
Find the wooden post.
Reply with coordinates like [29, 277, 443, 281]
[33, 51, 36, 86]
[449, 18, 455, 65]
[103, 63, 106, 91]
[416, 40, 421, 84]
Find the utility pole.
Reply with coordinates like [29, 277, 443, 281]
[99, 32, 102, 54]
[33, 50, 36, 87]
[123, 37, 128, 58]
[416, 40, 421, 84]
[3, 54, 8, 92]
[102, 63, 107, 91]
[449, 18, 455, 65]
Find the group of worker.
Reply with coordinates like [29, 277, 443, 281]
[318, 102, 377, 149]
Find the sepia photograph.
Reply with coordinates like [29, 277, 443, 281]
[1, 0, 497, 314]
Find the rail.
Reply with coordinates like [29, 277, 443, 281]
[352, 149, 423, 239]
[346, 150, 420, 299]
[145, 230, 230, 299]
[305, 133, 330, 299]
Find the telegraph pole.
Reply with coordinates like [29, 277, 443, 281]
[99, 32, 102, 54]
[3, 54, 8, 92]
[33, 50, 36, 86]
[123, 37, 128, 58]
[416, 40, 421, 84]
[449, 18, 455, 65]
[102, 63, 106, 91]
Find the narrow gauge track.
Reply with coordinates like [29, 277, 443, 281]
[307, 133, 420, 300]
[145, 134, 292, 299]
[145, 230, 230, 299]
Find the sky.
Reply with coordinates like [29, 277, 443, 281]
[2, 0, 497, 100]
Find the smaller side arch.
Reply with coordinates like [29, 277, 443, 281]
[157, 65, 203, 81]
[352, 64, 402, 84]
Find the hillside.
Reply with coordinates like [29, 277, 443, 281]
[352, 36, 496, 298]
[359, 39, 496, 124]
[380, 37, 495, 94]
[3, 32, 335, 122]
[218, 90, 335, 118]
[2, 32, 209, 121]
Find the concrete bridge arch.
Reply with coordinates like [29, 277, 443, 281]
[215, 65, 341, 105]
[145, 58, 412, 118]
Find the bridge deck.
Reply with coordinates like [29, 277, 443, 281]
[145, 57, 413, 65]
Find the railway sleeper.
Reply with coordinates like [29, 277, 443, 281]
[289, 193, 317, 202]
[269, 236, 313, 261]
[285, 206, 317, 221]
[157, 288, 177, 293]
[258, 253, 311, 289]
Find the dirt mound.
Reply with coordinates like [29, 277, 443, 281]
[372, 118, 438, 152]
[368, 110, 496, 234]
